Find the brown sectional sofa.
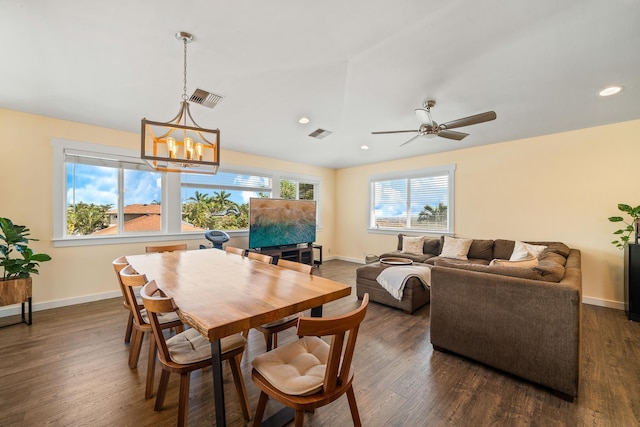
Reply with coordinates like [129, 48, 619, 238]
[355, 234, 582, 400]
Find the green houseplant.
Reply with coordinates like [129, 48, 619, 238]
[608, 204, 640, 249]
[1, 217, 52, 280]
[1, 218, 51, 324]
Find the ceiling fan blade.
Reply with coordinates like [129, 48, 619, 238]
[414, 108, 433, 126]
[438, 130, 469, 140]
[440, 111, 497, 130]
[371, 130, 418, 134]
[400, 134, 422, 146]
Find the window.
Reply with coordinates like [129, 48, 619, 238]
[279, 178, 316, 200]
[64, 148, 163, 237]
[181, 171, 271, 230]
[52, 139, 321, 246]
[369, 165, 455, 234]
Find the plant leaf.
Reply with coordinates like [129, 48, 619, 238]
[609, 216, 624, 222]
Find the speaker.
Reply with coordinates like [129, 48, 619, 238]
[624, 244, 640, 322]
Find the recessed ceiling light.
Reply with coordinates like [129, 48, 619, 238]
[298, 117, 310, 124]
[598, 86, 623, 97]
[360, 145, 369, 150]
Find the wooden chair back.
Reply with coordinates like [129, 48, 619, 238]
[224, 246, 246, 256]
[139, 280, 178, 365]
[277, 258, 313, 275]
[118, 264, 149, 326]
[145, 244, 188, 253]
[298, 294, 369, 394]
[247, 252, 273, 264]
[112, 256, 130, 306]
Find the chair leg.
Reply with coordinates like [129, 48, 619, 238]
[177, 372, 191, 427]
[263, 331, 273, 352]
[253, 392, 269, 427]
[346, 385, 362, 427]
[229, 354, 251, 421]
[294, 410, 305, 427]
[129, 328, 144, 368]
[145, 337, 157, 399]
[155, 370, 170, 411]
[124, 311, 134, 343]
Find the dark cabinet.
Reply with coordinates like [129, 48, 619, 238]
[624, 244, 640, 322]
[258, 245, 314, 266]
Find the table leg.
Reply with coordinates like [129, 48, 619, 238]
[310, 305, 322, 317]
[210, 339, 226, 426]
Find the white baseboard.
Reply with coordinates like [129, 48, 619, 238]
[0, 290, 121, 318]
[332, 255, 366, 264]
[581, 296, 624, 310]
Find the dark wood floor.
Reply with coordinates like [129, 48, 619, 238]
[1, 260, 639, 426]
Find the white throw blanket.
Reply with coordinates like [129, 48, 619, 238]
[376, 265, 432, 301]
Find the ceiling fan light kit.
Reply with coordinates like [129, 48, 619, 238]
[141, 32, 221, 175]
[372, 99, 496, 146]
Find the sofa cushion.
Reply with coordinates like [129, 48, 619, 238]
[427, 257, 490, 266]
[423, 237, 442, 255]
[493, 239, 515, 260]
[468, 239, 494, 261]
[510, 241, 547, 261]
[489, 257, 539, 268]
[533, 251, 567, 282]
[440, 236, 473, 260]
[397, 234, 442, 255]
[535, 242, 571, 258]
[434, 259, 544, 281]
[380, 251, 434, 263]
[401, 236, 424, 255]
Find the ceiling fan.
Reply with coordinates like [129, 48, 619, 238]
[372, 100, 497, 146]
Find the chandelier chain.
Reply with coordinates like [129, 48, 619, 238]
[182, 37, 188, 101]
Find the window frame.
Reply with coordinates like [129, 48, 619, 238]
[278, 175, 321, 229]
[368, 164, 456, 236]
[52, 139, 323, 247]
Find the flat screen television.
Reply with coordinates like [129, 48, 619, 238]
[248, 198, 317, 249]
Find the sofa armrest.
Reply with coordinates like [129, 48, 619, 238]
[430, 249, 582, 398]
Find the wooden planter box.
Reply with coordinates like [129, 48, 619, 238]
[0, 277, 32, 325]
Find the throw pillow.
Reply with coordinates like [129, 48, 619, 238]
[489, 257, 539, 269]
[440, 236, 473, 260]
[509, 241, 547, 261]
[401, 236, 424, 255]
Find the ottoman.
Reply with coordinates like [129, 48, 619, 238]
[356, 262, 430, 314]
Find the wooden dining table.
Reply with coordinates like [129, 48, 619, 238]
[125, 248, 352, 426]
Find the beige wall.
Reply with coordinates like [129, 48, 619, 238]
[335, 119, 640, 307]
[0, 109, 336, 309]
[1, 107, 637, 310]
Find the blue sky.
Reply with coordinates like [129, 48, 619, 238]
[67, 164, 268, 207]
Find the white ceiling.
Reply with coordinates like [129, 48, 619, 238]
[2, 0, 639, 169]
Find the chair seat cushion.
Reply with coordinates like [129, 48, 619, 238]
[252, 336, 329, 396]
[166, 328, 246, 365]
[141, 309, 180, 325]
[261, 314, 300, 328]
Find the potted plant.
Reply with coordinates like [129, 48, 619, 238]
[0, 217, 52, 323]
[608, 204, 640, 249]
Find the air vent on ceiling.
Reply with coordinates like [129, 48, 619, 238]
[308, 128, 332, 139]
[189, 89, 224, 108]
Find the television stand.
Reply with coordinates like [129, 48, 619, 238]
[253, 244, 314, 266]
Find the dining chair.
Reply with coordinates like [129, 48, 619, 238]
[112, 256, 137, 343]
[255, 259, 313, 351]
[247, 251, 273, 264]
[119, 264, 184, 399]
[140, 279, 252, 426]
[251, 294, 370, 427]
[145, 243, 188, 253]
[224, 246, 246, 256]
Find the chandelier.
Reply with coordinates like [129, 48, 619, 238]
[141, 32, 220, 174]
